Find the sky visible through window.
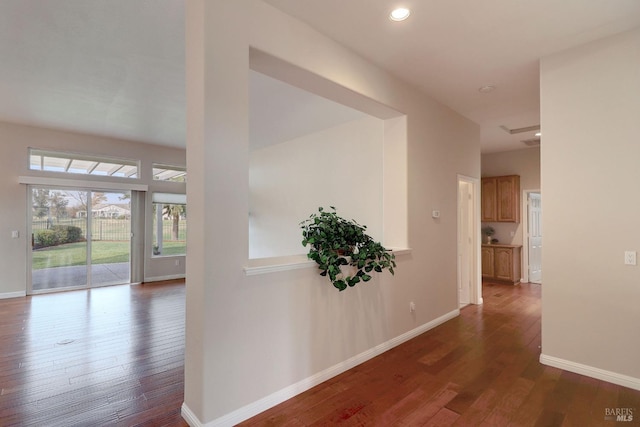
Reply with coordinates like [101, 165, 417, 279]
[29, 149, 139, 178]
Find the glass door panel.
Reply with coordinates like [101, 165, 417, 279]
[30, 187, 132, 293]
[31, 188, 88, 291]
[90, 191, 131, 287]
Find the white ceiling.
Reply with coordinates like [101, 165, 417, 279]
[0, 0, 185, 148]
[264, 0, 640, 152]
[1, 1, 640, 153]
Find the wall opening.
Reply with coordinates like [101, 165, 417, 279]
[247, 49, 408, 266]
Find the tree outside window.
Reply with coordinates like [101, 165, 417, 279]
[152, 203, 187, 256]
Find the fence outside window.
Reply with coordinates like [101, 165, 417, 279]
[32, 218, 130, 241]
[32, 218, 187, 244]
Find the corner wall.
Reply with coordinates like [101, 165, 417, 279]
[184, 0, 480, 424]
[540, 28, 640, 387]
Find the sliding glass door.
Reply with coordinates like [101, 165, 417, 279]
[30, 187, 131, 293]
[90, 190, 131, 287]
[31, 188, 88, 291]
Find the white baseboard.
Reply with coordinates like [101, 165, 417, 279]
[540, 354, 640, 391]
[189, 308, 460, 427]
[143, 274, 186, 283]
[0, 291, 26, 299]
[181, 403, 202, 427]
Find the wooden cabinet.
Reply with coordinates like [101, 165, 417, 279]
[481, 178, 497, 222]
[496, 175, 520, 222]
[482, 244, 521, 284]
[481, 175, 520, 223]
[481, 246, 494, 277]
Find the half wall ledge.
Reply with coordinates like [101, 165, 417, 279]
[243, 248, 412, 276]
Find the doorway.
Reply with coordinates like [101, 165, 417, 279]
[29, 186, 132, 293]
[527, 192, 542, 284]
[457, 175, 481, 306]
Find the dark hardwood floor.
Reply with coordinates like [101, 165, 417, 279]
[2, 281, 639, 426]
[240, 282, 640, 426]
[0, 280, 188, 427]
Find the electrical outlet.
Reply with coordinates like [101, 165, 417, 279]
[409, 301, 415, 313]
[624, 251, 637, 266]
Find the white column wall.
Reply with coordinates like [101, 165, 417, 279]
[540, 28, 640, 385]
[185, 0, 480, 423]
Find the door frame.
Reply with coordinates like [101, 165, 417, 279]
[27, 184, 134, 294]
[522, 189, 541, 283]
[457, 174, 482, 305]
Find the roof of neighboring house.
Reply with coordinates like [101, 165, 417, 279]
[92, 204, 131, 212]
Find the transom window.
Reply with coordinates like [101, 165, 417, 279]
[153, 164, 186, 182]
[29, 149, 139, 178]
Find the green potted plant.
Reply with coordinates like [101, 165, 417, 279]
[300, 206, 396, 291]
[482, 226, 495, 244]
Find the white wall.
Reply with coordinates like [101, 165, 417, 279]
[481, 146, 540, 246]
[249, 116, 384, 259]
[185, 0, 480, 424]
[540, 28, 640, 387]
[0, 121, 186, 297]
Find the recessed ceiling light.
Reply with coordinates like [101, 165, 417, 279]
[389, 8, 411, 21]
[478, 85, 496, 93]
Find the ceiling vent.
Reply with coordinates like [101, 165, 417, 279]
[500, 124, 540, 135]
[522, 138, 540, 147]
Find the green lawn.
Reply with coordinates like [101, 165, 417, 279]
[154, 242, 187, 257]
[32, 241, 186, 270]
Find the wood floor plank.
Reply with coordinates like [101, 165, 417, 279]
[424, 407, 460, 427]
[396, 383, 458, 426]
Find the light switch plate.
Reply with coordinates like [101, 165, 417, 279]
[624, 251, 636, 265]
[431, 210, 440, 218]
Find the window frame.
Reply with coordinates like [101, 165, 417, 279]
[29, 148, 140, 179]
[151, 193, 187, 258]
[152, 163, 187, 183]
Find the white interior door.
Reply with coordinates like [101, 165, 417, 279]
[528, 192, 542, 283]
[457, 180, 473, 306]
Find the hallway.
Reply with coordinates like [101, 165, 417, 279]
[242, 283, 640, 426]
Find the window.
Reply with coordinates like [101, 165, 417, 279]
[29, 149, 139, 178]
[152, 193, 187, 257]
[152, 164, 186, 182]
